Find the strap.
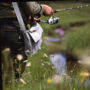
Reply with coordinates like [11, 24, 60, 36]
[12, 2, 33, 56]
[12, 2, 26, 33]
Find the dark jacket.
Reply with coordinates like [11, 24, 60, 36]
[0, 2, 43, 19]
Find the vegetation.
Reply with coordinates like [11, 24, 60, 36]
[3, 2, 90, 90]
[66, 23, 90, 50]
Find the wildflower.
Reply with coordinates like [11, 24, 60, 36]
[4, 48, 10, 52]
[55, 28, 64, 36]
[26, 62, 31, 67]
[23, 60, 28, 63]
[50, 54, 54, 58]
[80, 71, 89, 83]
[73, 88, 76, 90]
[20, 78, 26, 84]
[47, 78, 52, 84]
[16, 54, 23, 61]
[41, 63, 44, 66]
[80, 71, 90, 77]
[43, 53, 48, 58]
[51, 75, 64, 84]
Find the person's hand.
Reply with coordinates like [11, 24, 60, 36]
[33, 18, 40, 22]
[41, 4, 54, 16]
[29, 16, 40, 24]
[28, 4, 53, 23]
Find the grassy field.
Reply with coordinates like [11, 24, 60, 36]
[3, 2, 90, 90]
[40, 2, 90, 35]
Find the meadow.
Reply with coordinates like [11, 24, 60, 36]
[3, 1, 90, 90]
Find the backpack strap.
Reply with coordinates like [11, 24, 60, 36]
[12, 2, 26, 32]
[12, 2, 43, 56]
[12, 2, 33, 56]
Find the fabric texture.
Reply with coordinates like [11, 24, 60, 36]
[0, 2, 43, 19]
[0, 19, 27, 79]
[25, 22, 43, 56]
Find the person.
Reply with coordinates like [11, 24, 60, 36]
[0, 2, 54, 85]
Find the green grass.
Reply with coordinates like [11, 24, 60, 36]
[3, 2, 90, 90]
[66, 23, 90, 51]
[40, 2, 90, 35]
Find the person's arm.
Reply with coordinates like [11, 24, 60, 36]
[20, 2, 43, 18]
[20, 2, 54, 17]
[20, 2, 54, 23]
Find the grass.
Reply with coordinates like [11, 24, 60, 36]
[66, 23, 90, 51]
[3, 1, 90, 90]
[40, 2, 90, 35]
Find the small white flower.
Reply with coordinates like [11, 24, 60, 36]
[20, 78, 26, 84]
[41, 63, 44, 66]
[26, 62, 31, 67]
[4, 48, 10, 52]
[51, 74, 64, 84]
[16, 54, 23, 61]
[23, 60, 28, 63]
[43, 53, 48, 58]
